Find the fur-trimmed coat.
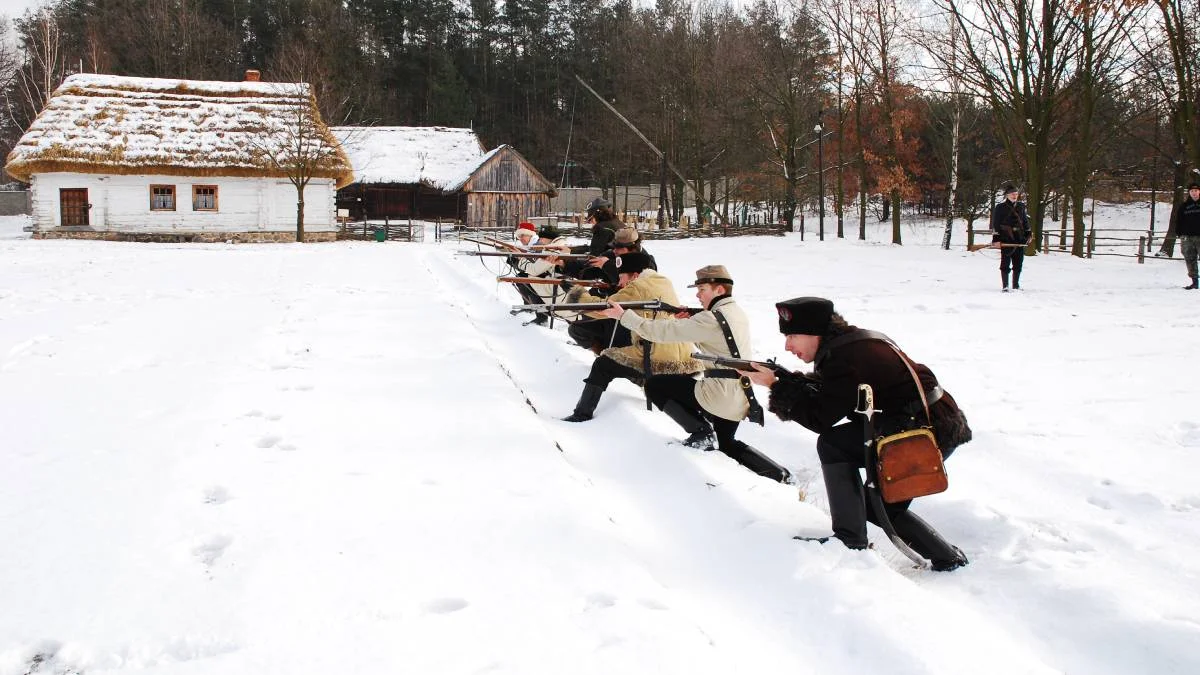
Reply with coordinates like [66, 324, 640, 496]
[767, 329, 972, 453]
[620, 295, 752, 422]
[572, 269, 699, 375]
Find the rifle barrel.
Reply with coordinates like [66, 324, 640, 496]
[459, 251, 590, 259]
[497, 277, 608, 287]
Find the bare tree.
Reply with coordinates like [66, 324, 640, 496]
[247, 84, 350, 242]
[8, 8, 68, 131]
[930, 0, 1082, 252]
[737, 0, 831, 233]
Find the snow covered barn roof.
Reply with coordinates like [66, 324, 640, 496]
[5, 74, 354, 187]
[329, 126, 490, 190]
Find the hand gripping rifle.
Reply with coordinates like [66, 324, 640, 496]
[857, 383, 927, 568]
[510, 299, 701, 315]
[693, 353, 822, 398]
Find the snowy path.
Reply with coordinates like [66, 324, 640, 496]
[2, 223, 1198, 674]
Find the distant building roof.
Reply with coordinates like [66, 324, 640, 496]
[5, 73, 353, 186]
[330, 126, 490, 190]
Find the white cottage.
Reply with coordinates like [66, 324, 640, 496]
[5, 72, 354, 242]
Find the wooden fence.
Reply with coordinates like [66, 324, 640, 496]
[336, 217, 423, 242]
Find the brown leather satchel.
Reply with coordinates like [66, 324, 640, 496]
[874, 344, 948, 503]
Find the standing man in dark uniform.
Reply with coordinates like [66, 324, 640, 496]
[991, 183, 1031, 291]
[742, 297, 972, 571]
[1171, 181, 1200, 290]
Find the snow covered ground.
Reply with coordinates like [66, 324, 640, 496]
[1, 207, 1197, 674]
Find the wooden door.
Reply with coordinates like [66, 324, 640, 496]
[59, 188, 89, 227]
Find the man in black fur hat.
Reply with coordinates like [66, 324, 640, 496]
[990, 183, 1030, 291]
[741, 297, 972, 571]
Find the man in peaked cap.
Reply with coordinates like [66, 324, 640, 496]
[1170, 181, 1200, 289]
[990, 183, 1031, 291]
[599, 265, 791, 484]
[740, 297, 973, 571]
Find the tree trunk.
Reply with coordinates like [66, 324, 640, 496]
[296, 195, 305, 242]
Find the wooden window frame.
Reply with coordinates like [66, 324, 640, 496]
[192, 185, 218, 212]
[150, 184, 176, 211]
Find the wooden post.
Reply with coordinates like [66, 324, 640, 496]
[1146, 229, 1154, 251]
[1043, 231, 1050, 253]
[1087, 229, 1095, 258]
[1138, 236, 1145, 264]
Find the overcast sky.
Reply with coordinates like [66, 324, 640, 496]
[0, 0, 41, 21]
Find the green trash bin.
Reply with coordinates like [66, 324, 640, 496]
[373, 227, 387, 242]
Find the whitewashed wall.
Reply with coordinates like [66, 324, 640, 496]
[29, 173, 337, 232]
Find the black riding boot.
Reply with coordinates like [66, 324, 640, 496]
[662, 401, 715, 450]
[822, 463, 869, 549]
[1185, 276, 1198, 290]
[722, 440, 791, 483]
[1000, 270, 1010, 291]
[562, 384, 605, 422]
[891, 510, 969, 571]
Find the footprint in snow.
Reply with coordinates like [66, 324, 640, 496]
[584, 592, 616, 610]
[202, 486, 230, 505]
[637, 598, 668, 611]
[422, 597, 469, 614]
[256, 435, 282, 449]
[193, 534, 232, 567]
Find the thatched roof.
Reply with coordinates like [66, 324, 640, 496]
[329, 126, 487, 190]
[5, 74, 354, 187]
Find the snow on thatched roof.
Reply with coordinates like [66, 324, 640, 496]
[5, 74, 354, 187]
[330, 126, 488, 190]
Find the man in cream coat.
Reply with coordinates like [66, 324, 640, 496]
[602, 265, 791, 483]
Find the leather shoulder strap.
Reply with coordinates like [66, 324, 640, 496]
[817, 329, 932, 425]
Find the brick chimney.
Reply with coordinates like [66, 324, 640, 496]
[244, 69, 261, 82]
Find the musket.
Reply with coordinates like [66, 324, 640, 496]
[968, 242, 1029, 252]
[497, 276, 610, 288]
[510, 299, 701, 315]
[692, 353, 822, 395]
[691, 353, 791, 376]
[458, 251, 591, 260]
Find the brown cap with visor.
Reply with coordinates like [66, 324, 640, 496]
[687, 264, 734, 287]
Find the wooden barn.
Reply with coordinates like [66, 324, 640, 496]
[330, 126, 556, 229]
[5, 72, 353, 242]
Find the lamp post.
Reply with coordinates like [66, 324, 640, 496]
[814, 121, 825, 240]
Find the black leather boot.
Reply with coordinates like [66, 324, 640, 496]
[891, 510, 969, 571]
[1001, 270, 1010, 291]
[822, 463, 869, 549]
[562, 384, 604, 422]
[662, 401, 715, 450]
[1185, 277, 1198, 290]
[722, 440, 791, 483]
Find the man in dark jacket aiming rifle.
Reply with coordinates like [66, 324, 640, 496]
[740, 297, 972, 571]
